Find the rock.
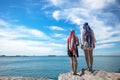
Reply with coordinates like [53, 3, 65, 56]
[0, 76, 50, 80]
[58, 70, 120, 80]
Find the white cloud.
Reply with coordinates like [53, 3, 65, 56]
[0, 19, 66, 56]
[53, 33, 63, 37]
[97, 35, 120, 44]
[49, 26, 65, 31]
[0, 39, 53, 56]
[82, 0, 106, 10]
[0, 27, 49, 40]
[90, 17, 120, 42]
[50, 0, 116, 17]
[52, 8, 89, 25]
[50, 0, 120, 50]
[1, 0, 119, 55]
[81, 0, 116, 10]
[0, 19, 49, 40]
[96, 43, 114, 49]
[42, 0, 67, 10]
[52, 11, 61, 20]
[20, 27, 49, 39]
[0, 19, 10, 27]
[48, 43, 65, 47]
[0, 37, 66, 56]
[48, 0, 66, 7]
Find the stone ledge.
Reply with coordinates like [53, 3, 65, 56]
[58, 70, 120, 80]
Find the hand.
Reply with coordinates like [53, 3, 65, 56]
[81, 45, 83, 49]
[76, 44, 79, 46]
[93, 44, 95, 48]
[67, 49, 69, 53]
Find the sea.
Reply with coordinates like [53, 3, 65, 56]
[0, 56, 120, 80]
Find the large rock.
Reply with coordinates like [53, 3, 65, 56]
[58, 70, 120, 80]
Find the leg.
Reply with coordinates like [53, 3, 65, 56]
[89, 49, 93, 71]
[74, 56, 78, 74]
[70, 57, 74, 74]
[84, 49, 89, 69]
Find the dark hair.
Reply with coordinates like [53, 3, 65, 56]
[83, 22, 92, 45]
[83, 22, 88, 26]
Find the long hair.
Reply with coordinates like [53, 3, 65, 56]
[68, 30, 76, 54]
[83, 23, 92, 45]
[83, 23, 91, 35]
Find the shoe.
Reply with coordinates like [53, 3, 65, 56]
[89, 67, 92, 72]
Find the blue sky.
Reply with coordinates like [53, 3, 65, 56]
[0, 0, 120, 56]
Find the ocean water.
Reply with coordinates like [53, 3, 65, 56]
[0, 56, 120, 80]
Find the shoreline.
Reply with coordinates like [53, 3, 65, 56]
[0, 76, 51, 80]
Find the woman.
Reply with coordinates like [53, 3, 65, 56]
[81, 23, 96, 71]
[67, 30, 79, 75]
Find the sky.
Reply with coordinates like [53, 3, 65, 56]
[0, 0, 120, 56]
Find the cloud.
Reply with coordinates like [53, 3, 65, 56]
[97, 35, 120, 44]
[53, 33, 65, 38]
[0, 19, 49, 40]
[81, 0, 106, 10]
[88, 17, 120, 49]
[1, 0, 120, 55]
[52, 8, 89, 25]
[47, 0, 84, 9]
[48, 0, 66, 7]
[20, 27, 49, 39]
[96, 43, 114, 49]
[52, 33, 63, 37]
[48, 43, 65, 47]
[0, 26, 49, 40]
[0, 19, 10, 27]
[90, 17, 120, 41]
[0, 39, 53, 56]
[52, 11, 60, 20]
[0, 39, 66, 56]
[0, 19, 66, 56]
[48, 0, 120, 50]
[49, 26, 65, 31]
[48, 26, 66, 38]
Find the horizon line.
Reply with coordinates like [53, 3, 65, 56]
[0, 55, 120, 57]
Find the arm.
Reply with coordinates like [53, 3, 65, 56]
[80, 31, 84, 49]
[67, 38, 69, 51]
[80, 30, 84, 45]
[76, 36, 79, 46]
[92, 30, 96, 44]
[92, 30, 96, 48]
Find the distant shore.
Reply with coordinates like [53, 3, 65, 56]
[0, 55, 120, 57]
[0, 55, 29, 57]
